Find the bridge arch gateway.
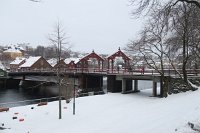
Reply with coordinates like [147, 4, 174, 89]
[76, 50, 104, 72]
[107, 47, 131, 73]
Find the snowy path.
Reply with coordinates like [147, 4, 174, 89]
[0, 89, 200, 133]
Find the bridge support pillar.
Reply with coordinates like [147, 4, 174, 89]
[126, 79, 132, 92]
[134, 80, 139, 92]
[153, 81, 157, 97]
[160, 77, 164, 98]
[122, 79, 133, 94]
[122, 79, 126, 93]
[22, 75, 25, 80]
[107, 75, 122, 92]
[80, 75, 103, 92]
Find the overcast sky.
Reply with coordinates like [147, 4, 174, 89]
[0, 0, 143, 54]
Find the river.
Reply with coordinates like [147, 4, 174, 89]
[0, 80, 158, 107]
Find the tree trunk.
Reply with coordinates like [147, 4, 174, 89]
[160, 75, 168, 98]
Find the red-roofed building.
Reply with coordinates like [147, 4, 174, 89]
[10, 57, 26, 72]
[20, 56, 52, 71]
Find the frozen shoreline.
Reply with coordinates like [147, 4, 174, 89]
[0, 89, 200, 133]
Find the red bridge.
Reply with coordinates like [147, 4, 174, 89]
[7, 48, 200, 98]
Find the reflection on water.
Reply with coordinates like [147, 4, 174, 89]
[0, 88, 41, 103]
[0, 87, 56, 107]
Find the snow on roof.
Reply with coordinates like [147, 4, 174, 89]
[47, 58, 58, 67]
[3, 48, 22, 53]
[64, 58, 80, 64]
[3, 44, 24, 53]
[17, 46, 25, 51]
[20, 56, 41, 68]
[10, 57, 26, 65]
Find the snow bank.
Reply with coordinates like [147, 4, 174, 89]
[1, 89, 200, 133]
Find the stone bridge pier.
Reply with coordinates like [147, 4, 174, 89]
[79, 74, 103, 92]
[107, 75, 139, 93]
[107, 75, 161, 97]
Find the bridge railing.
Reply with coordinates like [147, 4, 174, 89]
[9, 68, 200, 76]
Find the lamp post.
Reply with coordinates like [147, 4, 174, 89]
[58, 40, 62, 119]
[73, 72, 76, 115]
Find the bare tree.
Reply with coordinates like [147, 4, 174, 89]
[130, 0, 200, 16]
[126, 7, 173, 97]
[130, 0, 200, 91]
[165, 3, 200, 85]
[48, 21, 70, 119]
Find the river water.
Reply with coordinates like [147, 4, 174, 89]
[0, 81, 158, 107]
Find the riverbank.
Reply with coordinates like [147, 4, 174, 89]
[1, 88, 200, 133]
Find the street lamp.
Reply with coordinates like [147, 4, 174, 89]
[73, 72, 76, 115]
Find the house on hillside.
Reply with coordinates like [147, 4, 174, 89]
[3, 44, 27, 60]
[19, 56, 52, 71]
[10, 57, 26, 72]
[3, 48, 22, 60]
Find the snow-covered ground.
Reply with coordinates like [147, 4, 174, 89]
[1, 89, 200, 133]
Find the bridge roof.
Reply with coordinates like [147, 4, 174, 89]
[107, 47, 131, 61]
[78, 50, 104, 62]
